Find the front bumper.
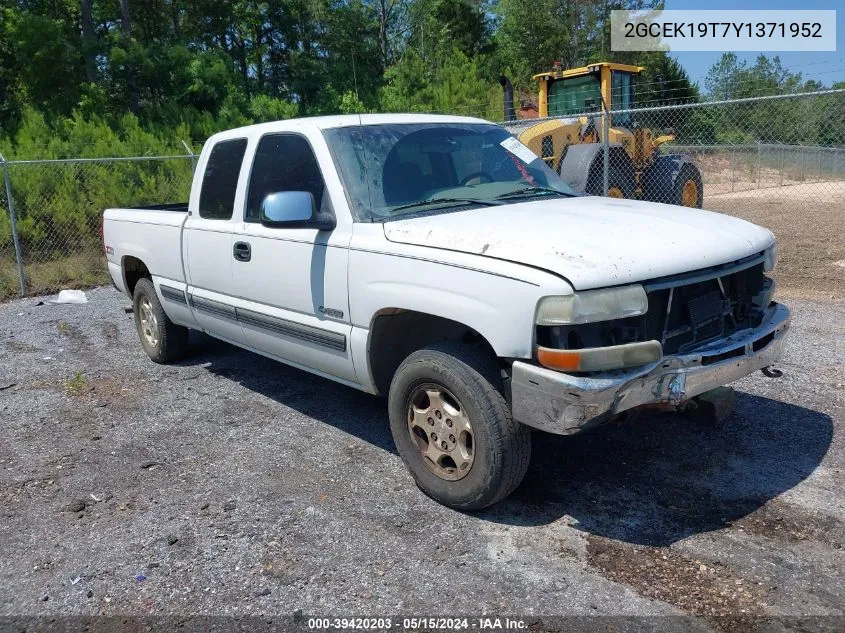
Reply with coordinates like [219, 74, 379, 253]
[511, 302, 791, 435]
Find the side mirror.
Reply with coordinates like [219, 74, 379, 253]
[259, 191, 335, 230]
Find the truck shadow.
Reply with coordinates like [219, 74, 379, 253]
[184, 335, 833, 548]
[481, 395, 833, 546]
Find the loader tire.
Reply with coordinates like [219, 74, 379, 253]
[587, 166, 635, 199]
[674, 163, 704, 208]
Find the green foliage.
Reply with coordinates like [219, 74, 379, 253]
[494, 0, 665, 91]
[380, 48, 499, 118]
[248, 95, 299, 122]
[66, 371, 89, 396]
[705, 53, 804, 101]
[0, 1, 841, 300]
[698, 53, 841, 146]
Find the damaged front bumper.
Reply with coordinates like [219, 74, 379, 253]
[510, 302, 791, 435]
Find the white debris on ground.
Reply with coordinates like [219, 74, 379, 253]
[46, 289, 88, 304]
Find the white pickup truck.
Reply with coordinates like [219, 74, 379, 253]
[103, 114, 790, 509]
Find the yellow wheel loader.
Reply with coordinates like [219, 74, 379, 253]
[501, 62, 703, 208]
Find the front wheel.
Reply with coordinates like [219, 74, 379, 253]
[388, 343, 531, 510]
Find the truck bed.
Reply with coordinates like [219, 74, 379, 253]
[103, 204, 190, 288]
[126, 202, 189, 212]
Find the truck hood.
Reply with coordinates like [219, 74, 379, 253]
[382, 196, 774, 290]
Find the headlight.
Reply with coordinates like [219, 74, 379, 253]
[536, 285, 648, 325]
[537, 341, 662, 372]
[763, 242, 779, 272]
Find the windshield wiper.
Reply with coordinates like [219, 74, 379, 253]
[494, 186, 575, 200]
[388, 197, 503, 214]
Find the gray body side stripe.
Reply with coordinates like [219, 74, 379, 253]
[188, 294, 238, 321]
[159, 284, 187, 304]
[237, 307, 346, 352]
[187, 294, 346, 352]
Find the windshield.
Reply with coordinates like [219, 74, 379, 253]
[323, 123, 575, 222]
[548, 75, 602, 117]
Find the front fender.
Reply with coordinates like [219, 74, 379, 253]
[349, 248, 568, 360]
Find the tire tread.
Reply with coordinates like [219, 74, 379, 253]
[389, 342, 531, 510]
[133, 278, 189, 363]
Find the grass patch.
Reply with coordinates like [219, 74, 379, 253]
[1, 249, 109, 301]
[66, 371, 89, 397]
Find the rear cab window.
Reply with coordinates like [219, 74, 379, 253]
[198, 138, 248, 220]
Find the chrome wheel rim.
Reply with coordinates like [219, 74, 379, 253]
[139, 297, 160, 348]
[407, 385, 474, 481]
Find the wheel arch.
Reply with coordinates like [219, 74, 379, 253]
[121, 255, 152, 297]
[366, 308, 500, 396]
[559, 143, 634, 195]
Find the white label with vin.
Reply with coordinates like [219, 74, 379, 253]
[500, 137, 538, 164]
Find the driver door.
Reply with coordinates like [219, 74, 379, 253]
[231, 133, 355, 383]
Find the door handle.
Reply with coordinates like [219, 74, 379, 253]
[233, 241, 251, 262]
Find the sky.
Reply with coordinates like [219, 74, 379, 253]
[664, 0, 845, 89]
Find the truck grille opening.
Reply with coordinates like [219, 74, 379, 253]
[536, 260, 771, 357]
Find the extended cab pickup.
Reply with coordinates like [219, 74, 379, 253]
[103, 114, 790, 509]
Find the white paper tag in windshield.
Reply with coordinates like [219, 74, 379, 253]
[500, 137, 538, 164]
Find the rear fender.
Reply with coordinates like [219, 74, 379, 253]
[559, 143, 633, 194]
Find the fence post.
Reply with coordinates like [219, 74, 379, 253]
[818, 149, 822, 182]
[181, 139, 197, 173]
[731, 147, 736, 192]
[756, 141, 761, 188]
[0, 152, 26, 297]
[602, 105, 610, 196]
[800, 147, 805, 181]
[780, 146, 785, 186]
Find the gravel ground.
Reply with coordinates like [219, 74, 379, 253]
[1, 288, 843, 627]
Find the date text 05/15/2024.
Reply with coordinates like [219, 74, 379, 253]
[306, 617, 529, 630]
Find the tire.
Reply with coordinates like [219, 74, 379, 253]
[132, 278, 189, 363]
[388, 342, 531, 510]
[586, 165, 635, 199]
[673, 163, 703, 208]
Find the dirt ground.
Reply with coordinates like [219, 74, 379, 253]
[1, 288, 843, 630]
[702, 181, 845, 300]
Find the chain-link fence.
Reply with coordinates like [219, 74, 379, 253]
[502, 88, 845, 295]
[0, 154, 195, 299]
[2, 89, 844, 299]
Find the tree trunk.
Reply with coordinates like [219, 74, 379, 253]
[232, 31, 250, 96]
[119, 0, 131, 36]
[80, 0, 97, 83]
[168, 0, 181, 38]
[377, 0, 393, 67]
[569, 1, 581, 68]
[254, 26, 264, 91]
[119, 0, 139, 113]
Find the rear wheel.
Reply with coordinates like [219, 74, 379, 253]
[133, 278, 189, 363]
[388, 343, 531, 510]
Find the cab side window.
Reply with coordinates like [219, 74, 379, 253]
[198, 138, 248, 220]
[246, 134, 329, 222]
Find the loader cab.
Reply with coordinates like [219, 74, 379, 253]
[535, 62, 642, 129]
